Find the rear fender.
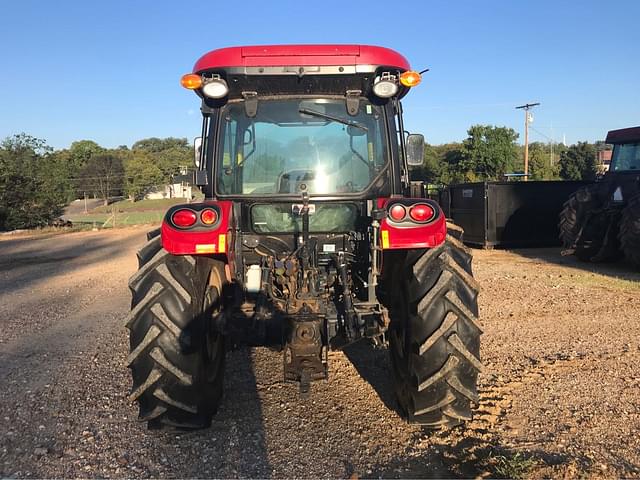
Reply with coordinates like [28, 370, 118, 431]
[377, 198, 446, 250]
[161, 201, 234, 257]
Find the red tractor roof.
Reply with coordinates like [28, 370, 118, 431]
[193, 44, 411, 73]
[606, 126, 640, 144]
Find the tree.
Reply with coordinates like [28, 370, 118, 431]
[436, 143, 466, 184]
[132, 137, 191, 181]
[559, 142, 598, 180]
[132, 137, 189, 153]
[0, 134, 67, 230]
[68, 140, 105, 168]
[528, 142, 560, 180]
[459, 125, 519, 181]
[410, 142, 464, 185]
[79, 153, 124, 205]
[123, 151, 164, 199]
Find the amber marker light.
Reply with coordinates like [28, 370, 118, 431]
[181, 73, 203, 89]
[399, 71, 421, 87]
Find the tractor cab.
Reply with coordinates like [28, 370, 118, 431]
[604, 126, 640, 204]
[182, 45, 425, 200]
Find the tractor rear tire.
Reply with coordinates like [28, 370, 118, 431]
[388, 224, 482, 428]
[619, 194, 640, 269]
[559, 184, 604, 261]
[125, 233, 225, 429]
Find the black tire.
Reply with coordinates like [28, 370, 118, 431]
[387, 224, 482, 428]
[619, 194, 640, 269]
[559, 185, 603, 261]
[125, 233, 225, 429]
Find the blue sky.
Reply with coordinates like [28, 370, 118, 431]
[1, 0, 638, 150]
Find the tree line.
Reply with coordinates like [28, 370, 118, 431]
[412, 125, 602, 185]
[0, 134, 191, 230]
[1, 126, 604, 230]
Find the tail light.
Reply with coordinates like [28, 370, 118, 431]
[409, 203, 435, 223]
[387, 201, 437, 224]
[200, 208, 218, 225]
[172, 209, 197, 228]
[389, 204, 406, 221]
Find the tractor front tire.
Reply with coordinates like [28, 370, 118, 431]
[388, 225, 482, 428]
[559, 184, 603, 261]
[619, 194, 640, 269]
[125, 231, 225, 429]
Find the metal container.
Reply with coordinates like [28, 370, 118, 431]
[441, 180, 594, 247]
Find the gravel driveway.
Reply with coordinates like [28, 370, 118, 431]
[0, 227, 638, 478]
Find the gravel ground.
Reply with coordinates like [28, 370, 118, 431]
[0, 227, 639, 478]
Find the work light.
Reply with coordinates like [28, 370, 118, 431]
[372, 72, 398, 98]
[202, 76, 229, 99]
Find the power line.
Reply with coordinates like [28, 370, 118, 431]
[529, 126, 554, 142]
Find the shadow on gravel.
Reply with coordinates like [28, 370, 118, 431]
[343, 340, 398, 414]
[201, 347, 272, 478]
[0, 232, 145, 296]
[489, 246, 640, 282]
[132, 349, 272, 478]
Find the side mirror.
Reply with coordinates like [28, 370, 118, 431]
[406, 133, 425, 166]
[194, 137, 203, 168]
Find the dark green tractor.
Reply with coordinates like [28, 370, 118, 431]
[560, 126, 640, 268]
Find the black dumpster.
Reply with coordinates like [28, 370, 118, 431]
[441, 180, 594, 248]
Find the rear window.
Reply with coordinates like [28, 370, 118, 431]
[250, 203, 358, 233]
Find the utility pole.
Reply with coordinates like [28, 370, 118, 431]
[516, 102, 540, 181]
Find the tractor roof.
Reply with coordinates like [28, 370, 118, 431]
[193, 45, 411, 73]
[606, 126, 640, 144]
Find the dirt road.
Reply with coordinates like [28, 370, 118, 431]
[1, 227, 639, 478]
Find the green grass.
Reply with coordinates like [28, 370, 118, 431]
[491, 452, 539, 479]
[65, 211, 164, 227]
[545, 271, 640, 292]
[572, 272, 640, 291]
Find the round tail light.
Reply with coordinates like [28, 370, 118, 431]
[389, 204, 406, 222]
[172, 209, 197, 228]
[200, 208, 218, 225]
[409, 204, 435, 222]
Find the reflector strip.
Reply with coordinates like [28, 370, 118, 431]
[195, 244, 216, 254]
[381, 230, 390, 249]
[218, 234, 226, 253]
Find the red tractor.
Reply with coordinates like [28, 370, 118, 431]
[125, 45, 482, 429]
